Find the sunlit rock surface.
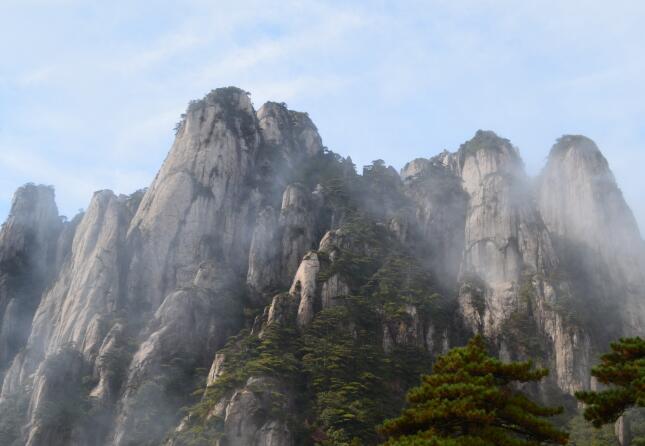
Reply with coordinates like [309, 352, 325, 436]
[0, 88, 642, 445]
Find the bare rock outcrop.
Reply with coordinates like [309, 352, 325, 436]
[126, 88, 264, 311]
[402, 155, 468, 286]
[0, 185, 63, 376]
[247, 207, 282, 297]
[214, 376, 294, 446]
[290, 251, 321, 328]
[111, 262, 242, 446]
[257, 101, 323, 166]
[1, 87, 643, 446]
[401, 131, 593, 396]
[247, 183, 323, 299]
[455, 131, 557, 335]
[0, 189, 139, 446]
[539, 135, 645, 335]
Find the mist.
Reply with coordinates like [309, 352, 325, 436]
[0, 90, 643, 444]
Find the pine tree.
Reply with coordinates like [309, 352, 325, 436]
[380, 336, 569, 446]
[575, 337, 645, 428]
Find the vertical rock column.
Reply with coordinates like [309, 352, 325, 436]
[0, 185, 62, 376]
[539, 135, 645, 335]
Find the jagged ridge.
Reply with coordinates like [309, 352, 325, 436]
[0, 89, 643, 446]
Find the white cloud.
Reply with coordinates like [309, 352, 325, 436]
[0, 0, 643, 233]
[111, 31, 203, 75]
[17, 66, 58, 87]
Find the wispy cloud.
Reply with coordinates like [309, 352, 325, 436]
[0, 0, 643, 233]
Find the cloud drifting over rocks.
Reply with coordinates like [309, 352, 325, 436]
[0, 0, 644, 233]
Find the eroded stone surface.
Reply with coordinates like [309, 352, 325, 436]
[1, 93, 643, 446]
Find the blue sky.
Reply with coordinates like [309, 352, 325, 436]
[1, 0, 644, 233]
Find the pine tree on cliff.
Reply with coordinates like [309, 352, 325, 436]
[379, 336, 569, 446]
[576, 337, 645, 427]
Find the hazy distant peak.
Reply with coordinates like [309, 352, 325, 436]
[257, 100, 290, 115]
[549, 134, 607, 163]
[8, 183, 59, 224]
[458, 129, 517, 157]
[188, 87, 253, 112]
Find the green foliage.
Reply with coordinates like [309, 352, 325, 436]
[360, 159, 409, 220]
[293, 148, 355, 191]
[318, 213, 439, 318]
[459, 274, 487, 317]
[122, 354, 215, 446]
[176, 207, 440, 445]
[299, 300, 432, 446]
[567, 414, 618, 445]
[501, 277, 547, 359]
[302, 305, 390, 445]
[34, 345, 93, 440]
[363, 254, 438, 319]
[299, 212, 438, 444]
[457, 130, 512, 158]
[291, 153, 411, 226]
[576, 337, 645, 427]
[626, 409, 645, 445]
[316, 215, 387, 288]
[97, 334, 138, 391]
[124, 380, 178, 446]
[380, 336, 568, 446]
[547, 236, 623, 347]
[0, 382, 31, 445]
[175, 322, 302, 444]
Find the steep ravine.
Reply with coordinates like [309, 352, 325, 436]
[0, 87, 643, 446]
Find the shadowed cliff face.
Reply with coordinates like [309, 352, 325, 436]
[0, 88, 643, 446]
[0, 185, 63, 379]
[539, 135, 645, 336]
[402, 131, 591, 397]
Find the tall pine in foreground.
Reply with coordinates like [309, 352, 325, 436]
[380, 336, 569, 446]
[576, 337, 645, 427]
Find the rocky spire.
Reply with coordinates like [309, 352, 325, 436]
[0, 189, 141, 446]
[125, 87, 264, 311]
[0, 184, 62, 376]
[400, 131, 591, 395]
[539, 135, 645, 334]
[256, 101, 323, 164]
[109, 90, 324, 445]
[2, 87, 643, 446]
[450, 131, 556, 334]
[540, 135, 642, 254]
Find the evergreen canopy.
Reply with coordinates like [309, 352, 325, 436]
[576, 337, 645, 428]
[380, 336, 569, 446]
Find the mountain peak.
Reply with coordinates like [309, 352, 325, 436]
[545, 135, 612, 181]
[188, 86, 251, 110]
[458, 130, 515, 156]
[549, 134, 605, 159]
[2, 88, 644, 446]
[7, 183, 59, 225]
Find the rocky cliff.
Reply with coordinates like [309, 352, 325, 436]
[0, 185, 64, 382]
[0, 87, 643, 446]
[539, 135, 645, 337]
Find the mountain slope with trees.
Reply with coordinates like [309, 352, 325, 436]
[0, 87, 643, 446]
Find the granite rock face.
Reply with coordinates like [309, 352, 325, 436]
[0, 88, 643, 446]
[0, 88, 324, 446]
[126, 89, 264, 311]
[539, 136, 645, 335]
[455, 132, 557, 337]
[0, 185, 63, 378]
[402, 131, 599, 395]
[4, 189, 140, 446]
[401, 155, 467, 286]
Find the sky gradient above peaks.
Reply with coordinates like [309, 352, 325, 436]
[1, 0, 644, 233]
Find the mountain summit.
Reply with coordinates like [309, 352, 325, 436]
[0, 87, 643, 446]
